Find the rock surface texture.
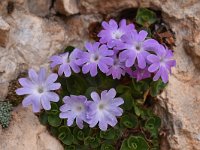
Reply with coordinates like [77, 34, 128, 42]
[0, 0, 200, 150]
[0, 106, 64, 150]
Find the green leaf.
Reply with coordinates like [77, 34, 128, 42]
[64, 145, 76, 150]
[120, 114, 138, 128]
[150, 79, 166, 97]
[58, 127, 74, 145]
[58, 126, 73, 134]
[39, 112, 48, 125]
[98, 73, 117, 90]
[127, 136, 149, 150]
[85, 86, 98, 99]
[73, 128, 85, 141]
[50, 126, 59, 137]
[64, 46, 75, 53]
[116, 85, 131, 94]
[57, 76, 69, 95]
[48, 114, 62, 127]
[66, 75, 87, 95]
[132, 79, 149, 95]
[120, 139, 132, 150]
[85, 75, 98, 86]
[101, 143, 115, 150]
[90, 138, 100, 149]
[145, 116, 161, 137]
[120, 92, 133, 111]
[72, 145, 89, 150]
[100, 128, 116, 140]
[136, 8, 157, 27]
[84, 136, 100, 148]
[47, 103, 59, 115]
[133, 102, 143, 117]
[72, 126, 91, 141]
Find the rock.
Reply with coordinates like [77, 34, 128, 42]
[0, 105, 64, 150]
[27, 0, 52, 17]
[54, 0, 79, 16]
[0, 17, 10, 47]
[0, 0, 200, 149]
[64, 14, 102, 48]
[79, 0, 138, 14]
[0, 9, 65, 98]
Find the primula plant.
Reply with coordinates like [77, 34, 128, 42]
[16, 8, 175, 150]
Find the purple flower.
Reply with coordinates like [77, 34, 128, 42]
[50, 49, 81, 77]
[130, 66, 151, 81]
[119, 30, 159, 69]
[16, 68, 61, 112]
[147, 44, 176, 83]
[106, 53, 126, 79]
[76, 42, 114, 77]
[59, 95, 88, 129]
[98, 19, 135, 48]
[87, 88, 124, 131]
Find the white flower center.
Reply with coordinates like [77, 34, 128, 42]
[160, 57, 167, 67]
[73, 103, 84, 114]
[135, 42, 142, 51]
[112, 30, 123, 39]
[37, 86, 45, 94]
[98, 101, 107, 111]
[76, 105, 83, 112]
[90, 53, 100, 62]
[99, 103, 105, 110]
[66, 57, 70, 63]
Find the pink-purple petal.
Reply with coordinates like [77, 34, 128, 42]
[19, 78, 34, 88]
[91, 92, 100, 102]
[63, 64, 71, 77]
[41, 95, 51, 110]
[32, 96, 42, 112]
[16, 88, 33, 95]
[137, 53, 146, 69]
[47, 83, 61, 90]
[22, 95, 33, 107]
[90, 63, 98, 76]
[138, 30, 148, 41]
[148, 63, 160, 72]
[46, 92, 59, 102]
[45, 73, 58, 85]
[28, 69, 38, 82]
[38, 68, 46, 83]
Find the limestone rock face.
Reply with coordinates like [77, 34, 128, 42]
[54, 0, 79, 16]
[0, 106, 64, 150]
[79, 0, 138, 14]
[0, 3, 66, 99]
[0, 0, 200, 150]
[0, 17, 10, 47]
[27, 0, 52, 17]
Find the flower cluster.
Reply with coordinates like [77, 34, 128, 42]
[16, 19, 176, 132]
[60, 88, 123, 131]
[16, 72, 123, 131]
[50, 19, 175, 82]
